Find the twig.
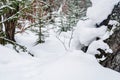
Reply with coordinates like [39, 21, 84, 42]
[56, 36, 68, 51]
[68, 29, 74, 48]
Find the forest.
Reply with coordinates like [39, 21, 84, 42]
[0, 0, 120, 80]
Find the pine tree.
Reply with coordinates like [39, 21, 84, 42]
[31, 0, 51, 44]
[56, 0, 91, 33]
[4, 2, 19, 41]
[0, 0, 29, 41]
[66, 0, 91, 29]
[0, 0, 32, 54]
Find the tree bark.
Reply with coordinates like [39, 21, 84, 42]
[99, 2, 120, 72]
[4, 6, 19, 42]
[101, 29, 120, 72]
[5, 16, 16, 41]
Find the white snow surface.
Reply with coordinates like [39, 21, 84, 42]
[0, 45, 120, 80]
[30, 36, 66, 64]
[0, 29, 120, 80]
[72, 20, 107, 49]
[41, 50, 120, 80]
[87, 40, 112, 55]
[0, 23, 120, 80]
[87, 0, 120, 24]
[1, 0, 120, 80]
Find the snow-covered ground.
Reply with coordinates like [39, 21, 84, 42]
[41, 50, 120, 80]
[1, 0, 120, 80]
[0, 42, 120, 80]
[0, 30, 120, 80]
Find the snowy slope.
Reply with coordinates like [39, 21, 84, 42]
[0, 45, 42, 80]
[15, 30, 66, 64]
[0, 45, 120, 80]
[30, 36, 66, 64]
[41, 50, 120, 80]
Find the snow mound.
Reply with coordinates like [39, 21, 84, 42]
[41, 50, 120, 80]
[15, 30, 38, 48]
[72, 20, 107, 49]
[30, 36, 66, 64]
[87, 40, 112, 55]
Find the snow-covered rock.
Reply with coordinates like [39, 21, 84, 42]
[72, 0, 120, 52]
[87, 0, 120, 24]
[87, 40, 112, 55]
[72, 20, 107, 49]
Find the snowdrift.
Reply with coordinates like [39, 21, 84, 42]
[0, 45, 120, 80]
[41, 50, 120, 80]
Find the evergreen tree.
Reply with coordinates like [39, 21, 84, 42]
[0, 0, 32, 54]
[56, 0, 91, 33]
[0, 0, 30, 41]
[66, 0, 91, 30]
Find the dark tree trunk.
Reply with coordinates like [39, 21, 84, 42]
[99, 2, 120, 72]
[4, 6, 19, 42]
[5, 15, 16, 41]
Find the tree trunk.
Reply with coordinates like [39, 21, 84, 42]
[4, 6, 19, 42]
[5, 17, 16, 41]
[100, 2, 120, 72]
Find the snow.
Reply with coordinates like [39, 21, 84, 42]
[30, 36, 66, 64]
[41, 50, 120, 80]
[109, 20, 120, 26]
[0, 45, 41, 80]
[1, 45, 120, 80]
[15, 30, 38, 49]
[15, 28, 67, 64]
[87, 40, 112, 55]
[0, 45, 37, 65]
[72, 20, 107, 49]
[87, 0, 120, 24]
[72, 0, 120, 52]
[0, 0, 120, 80]
[1, 28, 120, 80]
